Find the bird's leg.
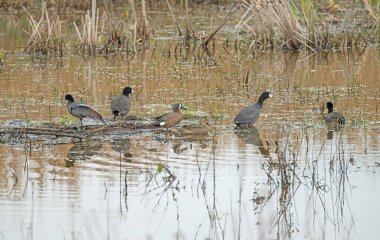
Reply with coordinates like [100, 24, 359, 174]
[78, 119, 85, 131]
[75, 119, 81, 131]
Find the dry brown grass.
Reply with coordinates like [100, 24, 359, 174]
[99, 20, 132, 55]
[72, 0, 135, 55]
[23, 2, 65, 56]
[238, 0, 370, 51]
[362, 0, 379, 23]
[0, 0, 26, 10]
[244, 0, 305, 50]
[9, 0, 380, 56]
[73, 0, 101, 55]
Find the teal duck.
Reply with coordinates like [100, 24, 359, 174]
[176, 117, 214, 135]
[156, 103, 187, 128]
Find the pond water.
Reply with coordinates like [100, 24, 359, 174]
[1, 4, 380, 239]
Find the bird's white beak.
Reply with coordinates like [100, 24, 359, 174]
[269, 94, 273, 98]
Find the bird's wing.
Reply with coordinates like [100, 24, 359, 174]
[326, 112, 345, 124]
[164, 112, 183, 127]
[154, 112, 169, 122]
[234, 104, 260, 124]
[72, 104, 104, 121]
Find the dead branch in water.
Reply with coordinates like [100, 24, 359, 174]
[0, 121, 163, 141]
[202, 2, 237, 48]
[185, 0, 195, 40]
[0, 127, 87, 139]
[138, 0, 150, 41]
[166, 0, 182, 36]
[73, 0, 100, 55]
[128, 0, 138, 51]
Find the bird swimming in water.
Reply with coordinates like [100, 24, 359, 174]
[65, 94, 106, 128]
[325, 101, 345, 126]
[110, 86, 133, 120]
[175, 117, 215, 136]
[155, 103, 187, 129]
[234, 91, 272, 128]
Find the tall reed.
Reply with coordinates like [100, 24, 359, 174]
[23, 2, 65, 56]
[73, 0, 100, 55]
[362, 0, 380, 23]
[241, 0, 368, 51]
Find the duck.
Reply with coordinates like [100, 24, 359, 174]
[65, 94, 105, 127]
[176, 117, 214, 136]
[155, 103, 187, 128]
[325, 101, 345, 126]
[234, 91, 272, 128]
[110, 86, 133, 120]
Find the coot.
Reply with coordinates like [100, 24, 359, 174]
[110, 86, 133, 120]
[65, 94, 105, 127]
[325, 101, 345, 126]
[234, 91, 272, 128]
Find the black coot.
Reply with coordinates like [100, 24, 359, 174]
[110, 86, 133, 120]
[65, 94, 105, 127]
[325, 101, 345, 126]
[234, 91, 272, 128]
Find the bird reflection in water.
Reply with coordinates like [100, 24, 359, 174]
[326, 127, 344, 140]
[327, 119, 344, 139]
[234, 126, 269, 156]
[172, 117, 216, 151]
[327, 130, 334, 140]
[66, 142, 103, 166]
[174, 117, 215, 136]
[110, 138, 133, 160]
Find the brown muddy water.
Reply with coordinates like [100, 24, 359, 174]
[1, 9, 380, 240]
[1, 46, 380, 240]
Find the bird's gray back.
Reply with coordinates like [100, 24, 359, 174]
[111, 96, 131, 115]
[325, 112, 345, 125]
[234, 103, 262, 125]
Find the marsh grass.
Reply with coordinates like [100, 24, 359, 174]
[0, 51, 6, 66]
[239, 0, 370, 51]
[166, 0, 182, 37]
[99, 19, 133, 55]
[23, 2, 65, 56]
[261, 125, 354, 238]
[137, 0, 150, 42]
[0, 0, 26, 10]
[8, 0, 380, 57]
[362, 0, 380, 23]
[128, 0, 151, 51]
[72, 0, 137, 55]
[73, 0, 100, 55]
[47, 0, 91, 13]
